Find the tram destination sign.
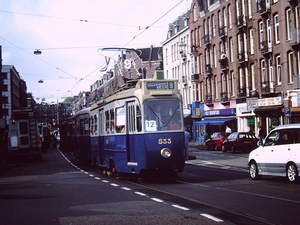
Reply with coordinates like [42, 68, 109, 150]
[147, 81, 175, 90]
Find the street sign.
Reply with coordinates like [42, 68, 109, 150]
[284, 107, 292, 117]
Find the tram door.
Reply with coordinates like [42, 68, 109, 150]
[126, 101, 137, 163]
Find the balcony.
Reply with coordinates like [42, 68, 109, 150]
[191, 73, 200, 82]
[205, 94, 214, 107]
[257, 0, 271, 15]
[238, 87, 247, 98]
[205, 64, 213, 76]
[219, 26, 227, 39]
[236, 15, 247, 29]
[190, 45, 198, 56]
[203, 34, 211, 46]
[287, 0, 300, 5]
[220, 92, 230, 105]
[260, 41, 272, 54]
[219, 57, 229, 71]
[290, 28, 300, 46]
[238, 51, 248, 63]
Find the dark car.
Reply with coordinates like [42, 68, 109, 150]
[206, 132, 231, 151]
[222, 132, 258, 153]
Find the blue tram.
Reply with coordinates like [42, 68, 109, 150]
[69, 71, 185, 176]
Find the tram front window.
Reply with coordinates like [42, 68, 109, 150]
[144, 99, 182, 132]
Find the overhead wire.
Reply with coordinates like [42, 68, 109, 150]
[1, 0, 185, 99]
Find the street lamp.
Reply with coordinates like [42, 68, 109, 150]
[34, 49, 42, 55]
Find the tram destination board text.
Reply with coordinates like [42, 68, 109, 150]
[146, 81, 175, 90]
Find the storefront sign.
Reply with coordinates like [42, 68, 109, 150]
[258, 97, 282, 106]
[204, 108, 236, 116]
[247, 98, 258, 110]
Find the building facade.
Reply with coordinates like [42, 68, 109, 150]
[187, 0, 300, 143]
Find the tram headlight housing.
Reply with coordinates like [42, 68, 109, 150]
[161, 148, 171, 158]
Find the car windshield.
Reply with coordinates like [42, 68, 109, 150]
[144, 99, 183, 132]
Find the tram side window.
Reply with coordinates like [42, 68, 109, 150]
[84, 118, 89, 136]
[116, 106, 126, 133]
[80, 119, 84, 135]
[76, 119, 80, 136]
[90, 116, 94, 135]
[105, 110, 109, 134]
[136, 105, 142, 132]
[94, 115, 97, 135]
[105, 109, 115, 134]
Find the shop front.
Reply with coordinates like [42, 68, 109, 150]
[253, 97, 284, 135]
[193, 108, 236, 144]
[236, 102, 257, 135]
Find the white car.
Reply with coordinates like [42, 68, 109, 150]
[248, 124, 300, 183]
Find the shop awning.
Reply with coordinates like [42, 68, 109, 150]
[197, 117, 236, 125]
[254, 105, 283, 113]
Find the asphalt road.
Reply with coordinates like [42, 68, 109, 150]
[1, 145, 300, 225]
[0, 147, 229, 225]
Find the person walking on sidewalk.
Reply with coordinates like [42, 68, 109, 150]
[184, 129, 190, 160]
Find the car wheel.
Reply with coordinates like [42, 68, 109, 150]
[231, 146, 235, 154]
[249, 161, 261, 180]
[222, 145, 226, 152]
[286, 163, 298, 183]
[206, 145, 210, 151]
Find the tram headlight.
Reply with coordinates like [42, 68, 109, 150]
[160, 148, 171, 158]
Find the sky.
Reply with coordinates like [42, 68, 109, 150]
[0, 0, 192, 104]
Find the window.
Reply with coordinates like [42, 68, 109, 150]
[231, 71, 235, 96]
[223, 7, 227, 28]
[200, 81, 204, 102]
[144, 99, 182, 132]
[251, 64, 255, 90]
[105, 108, 115, 134]
[229, 37, 234, 62]
[275, 55, 281, 85]
[296, 7, 300, 29]
[274, 14, 280, 43]
[116, 107, 126, 133]
[260, 59, 265, 83]
[212, 14, 216, 37]
[250, 28, 254, 54]
[193, 3, 198, 22]
[259, 21, 264, 49]
[214, 75, 218, 99]
[213, 45, 216, 68]
[268, 59, 274, 92]
[248, 0, 253, 19]
[228, 5, 232, 29]
[288, 52, 294, 83]
[267, 19, 272, 45]
[286, 9, 292, 40]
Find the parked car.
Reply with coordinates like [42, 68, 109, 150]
[248, 124, 300, 183]
[222, 132, 258, 153]
[206, 132, 230, 151]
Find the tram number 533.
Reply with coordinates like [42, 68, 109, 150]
[158, 138, 172, 144]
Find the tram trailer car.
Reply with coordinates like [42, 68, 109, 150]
[7, 109, 42, 160]
[72, 108, 91, 164]
[89, 71, 185, 176]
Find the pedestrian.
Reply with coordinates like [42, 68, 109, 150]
[184, 129, 190, 160]
[225, 125, 232, 133]
[258, 126, 265, 142]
